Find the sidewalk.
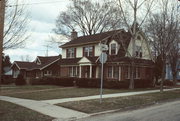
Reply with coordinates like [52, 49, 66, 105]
[42, 88, 180, 104]
[0, 96, 89, 120]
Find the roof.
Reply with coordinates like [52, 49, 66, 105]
[12, 56, 60, 70]
[60, 30, 124, 48]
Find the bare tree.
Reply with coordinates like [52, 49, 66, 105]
[146, 0, 180, 92]
[116, 0, 155, 89]
[3, 0, 29, 50]
[20, 55, 31, 62]
[168, 38, 180, 85]
[54, 0, 122, 38]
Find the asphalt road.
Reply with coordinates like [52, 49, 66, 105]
[78, 100, 180, 121]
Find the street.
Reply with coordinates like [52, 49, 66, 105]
[79, 100, 180, 121]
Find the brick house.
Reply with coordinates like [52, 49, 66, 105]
[59, 29, 154, 81]
[11, 56, 61, 79]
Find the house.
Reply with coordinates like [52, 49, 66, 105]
[11, 56, 61, 80]
[166, 60, 180, 81]
[59, 29, 154, 81]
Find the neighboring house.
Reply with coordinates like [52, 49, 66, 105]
[59, 29, 154, 81]
[166, 60, 180, 81]
[11, 56, 61, 79]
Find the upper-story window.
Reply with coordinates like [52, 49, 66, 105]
[135, 45, 142, 58]
[110, 43, 117, 55]
[83, 46, 94, 57]
[67, 48, 76, 58]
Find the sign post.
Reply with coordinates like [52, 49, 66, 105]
[99, 44, 108, 104]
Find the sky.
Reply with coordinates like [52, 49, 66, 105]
[4, 0, 70, 62]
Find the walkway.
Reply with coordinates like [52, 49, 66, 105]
[42, 88, 180, 104]
[0, 96, 89, 120]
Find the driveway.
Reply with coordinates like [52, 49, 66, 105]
[79, 100, 180, 121]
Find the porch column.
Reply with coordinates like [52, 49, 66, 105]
[119, 66, 121, 81]
[90, 65, 92, 78]
[79, 65, 82, 78]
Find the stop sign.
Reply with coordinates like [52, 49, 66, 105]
[99, 52, 107, 64]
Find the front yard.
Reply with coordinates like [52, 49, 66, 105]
[0, 100, 53, 121]
[1, 85, 156, 100]
[57, 90, 180, 114]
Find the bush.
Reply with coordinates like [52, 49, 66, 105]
[156, 80, 174, 86]
[15, 74, 26, 85]
[30, 77, 75, 86]
[76, 78, 100, 88]
[76, 78, 153, 89]
[2, 75, 14, 84]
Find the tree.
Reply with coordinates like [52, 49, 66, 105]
[168, 40, 180, 85]
[116, 0, 155, 89]
[146, 0, 180, 92]
[54, 0, 122, 37]
[3, 0, 29, 50]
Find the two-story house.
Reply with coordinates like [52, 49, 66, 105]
[59, 29, 153, 81]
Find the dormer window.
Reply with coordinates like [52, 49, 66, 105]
[83, 46, 94, 57]
[67, 48, 76, 58]
[110, 43, 117, 55]
[135, 45, 142, 58]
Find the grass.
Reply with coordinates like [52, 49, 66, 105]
[0, 85, 61, 95]
[1, 86, 155, 100]
[0, 100, 53, 121]
[57, 90, 180, 114]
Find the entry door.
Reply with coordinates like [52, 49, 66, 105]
[85, 66, 90, 78]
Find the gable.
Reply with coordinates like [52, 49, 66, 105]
[78, 57, 91, 64]
[126, 33, 152, 60]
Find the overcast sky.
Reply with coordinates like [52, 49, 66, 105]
[4, 0, 70, 62]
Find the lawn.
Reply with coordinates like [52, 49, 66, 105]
[0, 85, 61, 95]
[1, 85, 155, 100]
[57, 90, 180, 114]
[0, 100, 53, 121]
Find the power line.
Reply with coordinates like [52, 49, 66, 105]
[7, 0, 66, 7]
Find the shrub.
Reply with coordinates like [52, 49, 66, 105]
[76, 78, 153, 89]
[30, 77, 75, 86]
[15, 74, 26, 85]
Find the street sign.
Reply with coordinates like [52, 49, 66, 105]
[99, 52, 107, 104]
[99, 52, 107, 64]
[99, 43, 108, 51]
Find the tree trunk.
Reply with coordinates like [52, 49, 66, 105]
[172, 73, 177, 86]
[129, 59, 135, 89]
[160, 61, 166, 93]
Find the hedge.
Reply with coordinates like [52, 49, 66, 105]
[30, 77, 76, 87]
[15, 74, 26, 86]
[76, 78, 153, 89]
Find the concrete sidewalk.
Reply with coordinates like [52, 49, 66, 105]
[0, 96, 89, 120]
[42, 88, 180, 104]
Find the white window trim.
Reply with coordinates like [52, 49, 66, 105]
[67, 48, 75, 58]
[84, 46, 93, 57]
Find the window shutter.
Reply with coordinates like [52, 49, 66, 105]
[83, 47, 85, 57]
[66, 49, 68, 58]
[74, 48, 76, 58]
[92, 46, 95, 57]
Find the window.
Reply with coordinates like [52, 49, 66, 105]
[44, 70, 52, 76]
[67, 48, 75, 58]
[108, 66, 113, 78]
[108, 66, 119, 79]
[110, 43, 116, 55]
[113, 66, 119, 79]
[125, 66, 130, 79]
[69, 66, 79, 77]
[83, 46, 94, 57]
[135, 45, 142, 58]
[135, 67, 140, 79]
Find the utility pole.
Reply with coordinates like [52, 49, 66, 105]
[0, 0, 5, 84]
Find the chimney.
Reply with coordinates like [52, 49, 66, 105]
[71, 29, 78, 40]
